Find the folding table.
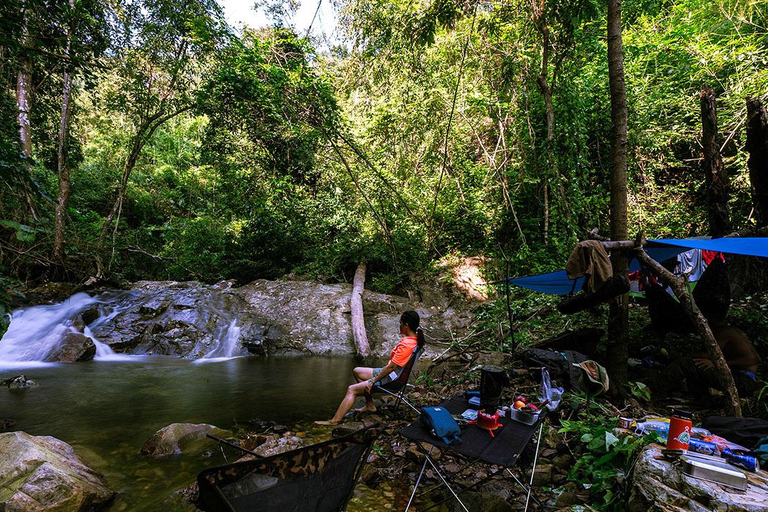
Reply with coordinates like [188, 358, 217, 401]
[400, 395, 547, 512]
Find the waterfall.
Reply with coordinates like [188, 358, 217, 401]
[0, 293, 98, 365]
[0, 292, 137, 366]
[194, 319, 242, 363]
[1, 289, 249, 365]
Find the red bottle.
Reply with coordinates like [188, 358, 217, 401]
[666, 409, 693, 451]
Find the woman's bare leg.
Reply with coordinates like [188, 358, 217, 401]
[315, 381, 371, 425]
[353, 367, 374, 382]
[352, 367, 376, 411]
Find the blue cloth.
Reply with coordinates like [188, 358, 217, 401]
[648, 238, 768, 259]
[508, 238, 768, 295]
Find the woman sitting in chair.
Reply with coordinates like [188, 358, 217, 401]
[315, 310, 425, 425]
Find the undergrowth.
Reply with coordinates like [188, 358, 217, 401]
[558, 393, 661, 511]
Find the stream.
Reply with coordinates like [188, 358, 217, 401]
[0, 293, 392, 510]
[0, 356, 359, 510]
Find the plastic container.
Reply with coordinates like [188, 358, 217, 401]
[635, 420, 669, 437]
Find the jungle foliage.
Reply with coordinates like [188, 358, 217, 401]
[1, 0, 767, 298]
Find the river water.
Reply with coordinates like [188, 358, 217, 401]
[0, 356, 361, 511]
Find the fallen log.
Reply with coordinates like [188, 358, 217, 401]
[350, 261, 371, 359]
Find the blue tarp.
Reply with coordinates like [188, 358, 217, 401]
[508, 238, 768, 295]
[649, 238, 768, 259]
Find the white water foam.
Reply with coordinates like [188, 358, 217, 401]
[0, 293, 99, 363]
[0, 292, 147, 365]
[193, 319, 242, 363]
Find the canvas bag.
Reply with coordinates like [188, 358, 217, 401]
[420, 406, 462, 445]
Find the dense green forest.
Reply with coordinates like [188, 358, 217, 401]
[1, 0, 767, 300]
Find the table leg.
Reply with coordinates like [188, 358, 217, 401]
[405, 446, 431, 511]
[524, 421, 544, 512]
[424, 454, 470, 512]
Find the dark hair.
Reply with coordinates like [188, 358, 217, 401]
[401, 310, 425, 349]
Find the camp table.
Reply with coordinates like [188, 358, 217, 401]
[401, 394, 547, 512]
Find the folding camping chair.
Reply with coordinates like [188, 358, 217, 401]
[198, 425, 381, 512]
[371, 344, 424, 415]
[401, 395, 547, 512]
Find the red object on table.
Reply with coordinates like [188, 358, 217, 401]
[666, 409, 692, 450]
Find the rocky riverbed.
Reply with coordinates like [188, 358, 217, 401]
[6, 278, 477, 363]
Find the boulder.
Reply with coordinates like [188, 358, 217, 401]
[141, 423, 232, 458]
[628, 443, 768, 512]
[2, 375, 38, 389]
[46, 333, 96, 362]
[0, 431, 114, 511]
[252, 434, 303, 458]
[86, 279, 476, 359]
[13, 278, 476, 361]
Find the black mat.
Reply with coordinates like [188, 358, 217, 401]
[400, 395, 546, 468]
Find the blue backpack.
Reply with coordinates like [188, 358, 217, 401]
[420, 406, 462, 445]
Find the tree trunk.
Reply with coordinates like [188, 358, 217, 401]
[606, 0, 629, 393]
[536, 0, 553, 244]
[634, 248, 741, 416]
[700, 87, 730, 237]
[53, 0, 76, 262]
[98, 106, 193, 251]
[746, 98, 768, 226]
[99, 141, 141, 245]
[16, 57, 33, 159]
[16, 1, 38, 221]
[350, 261, 371, 359]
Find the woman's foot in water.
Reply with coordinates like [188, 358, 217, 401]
[314, 420, 340, 426]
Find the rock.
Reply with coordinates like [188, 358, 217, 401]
[12, 278, 476, 361]
[552, 453, 572, 470]
[542, 425, 563, 450]
[141, 423, 232, 458]
[331, 422, 366, 438]
[532, 463, 553, 486]
[1, 419, 15, 430]
[628, 443, 768, 512]
[86, 279, 475, 358]
[2, 374, 38, 389]
[405, 444, 424, 464]
[46, 332, 96, 362]
[0, 431, 114, 511]
[253, 434, 303, 457]
[552, 471, 568, 485]
[80, 306, 101, 326]
[556, 482, 581, 507]
[444, 490, 513, 512]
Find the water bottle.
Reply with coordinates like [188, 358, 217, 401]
[635, 420, 669, 437]
[666, 409, 692, 451]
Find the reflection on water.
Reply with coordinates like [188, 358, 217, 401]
[0, 356, 359, 511]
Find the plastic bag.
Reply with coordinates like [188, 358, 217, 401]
[538, 367, 563, 411]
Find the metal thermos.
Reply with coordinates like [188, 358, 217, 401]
[479, 366, 506, 412]
[666, 409, 693, 451]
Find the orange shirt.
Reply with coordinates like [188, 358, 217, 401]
[390, 336, 418, 367]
